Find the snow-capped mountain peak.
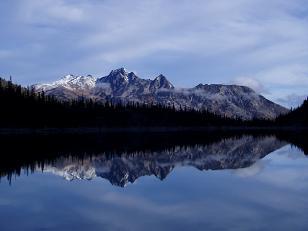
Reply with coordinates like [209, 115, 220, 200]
[152, 74, 174, 89]
[33, 68, 289, 119]
[110, 67, 127, 75]
[99, 67, 131, 84]
[35, 74, 97, 92]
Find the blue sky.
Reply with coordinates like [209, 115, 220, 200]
[0, 0, 307, 107]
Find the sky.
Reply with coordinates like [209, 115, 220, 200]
[0, 0, 307, 107]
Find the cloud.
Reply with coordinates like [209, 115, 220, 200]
[20, 0, 86, 25]
[0, 50, 14, 59]
[0, 0, 307, 105]
[276, 94, 307, 108]
[231, 77, 266, 93]
[255, 64, 308, 87]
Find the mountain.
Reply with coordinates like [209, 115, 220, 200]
[34, 68, 288, 119]
[0, 77, 258, 128]
[41, 135, 286, 187]
[33, 74, 97, 100]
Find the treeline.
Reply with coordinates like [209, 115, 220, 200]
[275, 97, 308, 126]
[0, 78, 241, 128]
[0, 78, 306, 128]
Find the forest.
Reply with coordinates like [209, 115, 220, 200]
[0, 78, 307, 128]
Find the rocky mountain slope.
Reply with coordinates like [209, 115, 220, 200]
[34, 68, 288, 119]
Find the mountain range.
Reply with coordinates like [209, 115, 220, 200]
[34, 68, 288, 119]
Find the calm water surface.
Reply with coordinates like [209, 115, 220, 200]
[0, 134, 308, 231]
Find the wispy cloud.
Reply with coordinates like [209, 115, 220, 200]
[231, 77, 266, 93]
[276, 94, 308, 108]
[0, 50, 15, 59]
[20, 0, 86, 25]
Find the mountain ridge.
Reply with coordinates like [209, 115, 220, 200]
[34, 68, 288, 119]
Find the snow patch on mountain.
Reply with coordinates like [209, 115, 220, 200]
[35, 74, 97, 92]
[32, 67, 289, 119]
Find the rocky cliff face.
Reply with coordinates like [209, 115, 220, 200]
[34, 68, 288, 119]
[41, 136, 286, 187]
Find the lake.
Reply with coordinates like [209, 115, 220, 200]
[0, 132, 307, 231]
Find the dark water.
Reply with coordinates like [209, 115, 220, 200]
[0, 132, 308, 231]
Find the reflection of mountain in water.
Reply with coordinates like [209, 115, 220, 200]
[42, 136, 286, 187]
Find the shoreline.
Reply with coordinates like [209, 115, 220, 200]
[0, 126, 306, 135]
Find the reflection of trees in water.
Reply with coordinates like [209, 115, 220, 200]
[42, 135, 286, 187]
[0, 132, 300, 186]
